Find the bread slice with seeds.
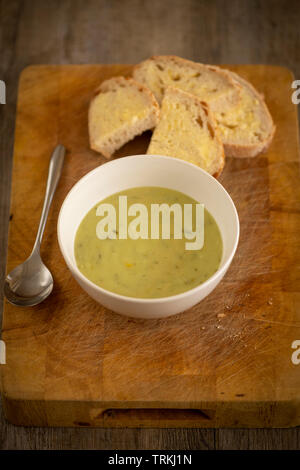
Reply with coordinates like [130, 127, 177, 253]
[88, 76, 160, 158]
[133, 55, 240, 113]
[147, 87, 225, 177]
[215, 71, 275, 158]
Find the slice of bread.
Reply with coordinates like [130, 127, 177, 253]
[88, 76, 159, 158]
[147, 87, 225, 177]
[215, 71, 275, 157]
[133, 55, 240, 113]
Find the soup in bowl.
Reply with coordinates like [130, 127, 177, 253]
[57, 155, 239, 319]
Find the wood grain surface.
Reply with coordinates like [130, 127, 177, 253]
[1, 0, 300, 451]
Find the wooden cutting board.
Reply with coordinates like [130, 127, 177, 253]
[1, 64, 300, 428]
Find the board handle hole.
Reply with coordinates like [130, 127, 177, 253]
[100, 408, 215, 423]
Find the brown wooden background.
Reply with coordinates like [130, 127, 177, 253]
[1, 0, 300, 450]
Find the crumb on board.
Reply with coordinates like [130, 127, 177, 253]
[217, 313, 226, 319]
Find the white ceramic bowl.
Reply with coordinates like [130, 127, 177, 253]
[57, 155, 239, 319]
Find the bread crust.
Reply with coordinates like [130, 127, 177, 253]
[198, 98, 225, 177]
[219, 70, 275, 158]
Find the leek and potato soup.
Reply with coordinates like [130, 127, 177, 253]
[74, 187, 222, 298]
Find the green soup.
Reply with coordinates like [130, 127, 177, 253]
[74, 187, 222, 298]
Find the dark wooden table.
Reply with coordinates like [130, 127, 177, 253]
[1, 0, 300, 450]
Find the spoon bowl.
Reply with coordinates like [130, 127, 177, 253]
[4, 253, 53, 307]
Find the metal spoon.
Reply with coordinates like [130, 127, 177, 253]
[4, 144, 66, 307]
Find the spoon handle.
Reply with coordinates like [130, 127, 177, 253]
[32, 145, 66, 253]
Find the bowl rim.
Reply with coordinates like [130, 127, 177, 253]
[57, 154, 240, 304]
